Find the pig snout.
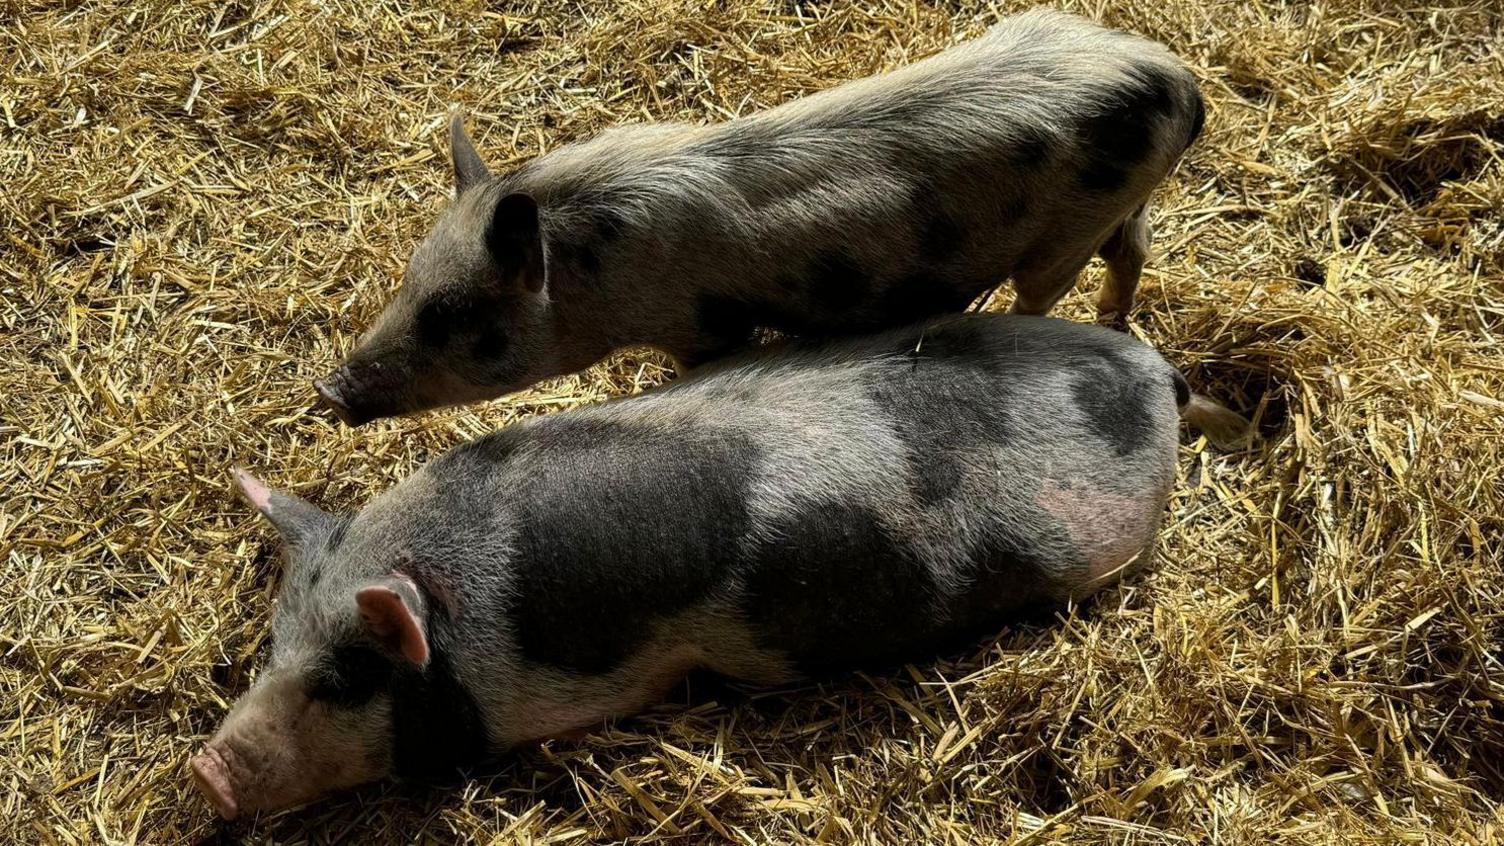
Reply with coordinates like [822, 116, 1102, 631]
[190, 746, 240, 820]
[188, 734, 314, 821]
[314, 357, 411, 427]
[188, 726, 376, 820]
[313, 372, 363, 426]
[190, 672, 390, 820]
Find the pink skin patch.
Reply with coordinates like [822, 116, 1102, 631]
[1035, 479, 1158, 589]
[232, 466, 273, 511]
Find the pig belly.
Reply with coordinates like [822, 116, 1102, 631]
[508, 647, 703, 742]
[504, 634, 792, 743]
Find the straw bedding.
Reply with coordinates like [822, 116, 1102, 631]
[2, 0, 1502, 842]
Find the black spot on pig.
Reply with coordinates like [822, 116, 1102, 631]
[416, 291, 509, 358]
[871, 322, 1013, 505]
[416, 299, 454, 348]
[913, 196, 966, 262]
[1008, 123, 1053, 167]
[416, 293, 488, 348]
[508, 422, 758, 673]
[389, 643, 488, 778]
[808, 251, 870, 313]
[943, 529, 1063, 636]
[307, 643, 391, 708]
[1078, 65, 1179, 192]
[1071, 350, 1157, 455]
[741, 501, 942, 674]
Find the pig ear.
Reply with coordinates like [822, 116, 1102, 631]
[486, 192, 548, 294]
[450, 112, 491, 194]
[231, 467, 332, 548]
[356, 576, 429, 667]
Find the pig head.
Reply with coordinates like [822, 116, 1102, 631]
[314, 117, 573, 425]
[192, 469, 454, 819]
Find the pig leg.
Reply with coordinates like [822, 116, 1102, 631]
[1095, 204, 1151, 326]
[660, 337, 727, 378]
[667, 345, 723, 375]
[1009, 248, 1094, 316]
[665, 352, 693, 378]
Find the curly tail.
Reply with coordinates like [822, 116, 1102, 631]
[1171, 371, 1254, 451]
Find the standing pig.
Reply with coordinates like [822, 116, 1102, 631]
[314, 9, 1205, 424]
[195, 314, 1249, 818]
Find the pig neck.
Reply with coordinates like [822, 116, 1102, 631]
[542, 237, 708, 366]
[508, 133, 768, 363]
[548, 279, 630, 367]
[385, 629, 491, 779]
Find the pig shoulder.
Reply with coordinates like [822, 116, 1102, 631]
[432, 413, 760, 677]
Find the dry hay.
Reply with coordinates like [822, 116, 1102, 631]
[2, 0, 1503, 842]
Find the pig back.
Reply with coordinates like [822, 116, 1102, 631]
[422, 315, 1181, 679]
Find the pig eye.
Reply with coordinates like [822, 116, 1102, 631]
[307, 643, 392, 707]
[416, 299, 462, 348]
[416, 292, 507, 351]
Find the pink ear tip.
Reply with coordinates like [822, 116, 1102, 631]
[232, 467, 273, 509]
[355, 584, 398, 604]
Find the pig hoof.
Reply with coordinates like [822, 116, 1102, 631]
[1095, 309, 1130, 331]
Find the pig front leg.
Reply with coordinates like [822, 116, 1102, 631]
[495, 618, 796, 746]
[1094, 203, 1151, 327]
[500, 643, 714, 745]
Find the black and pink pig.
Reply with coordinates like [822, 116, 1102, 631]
[195, 314, 1248, 818]
[315, 9, 1205, 424]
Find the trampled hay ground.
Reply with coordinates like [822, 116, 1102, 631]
[2, 0, 1502, 842]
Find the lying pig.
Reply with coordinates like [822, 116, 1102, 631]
[197, 314, 1248, 818]
[314, 9, 1205, 424]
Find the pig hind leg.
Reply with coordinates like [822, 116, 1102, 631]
[1095, 204, 1151, 325]
[1009, 247, 1095, 316]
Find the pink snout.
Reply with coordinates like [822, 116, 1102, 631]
[190, 746, 240, 820]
